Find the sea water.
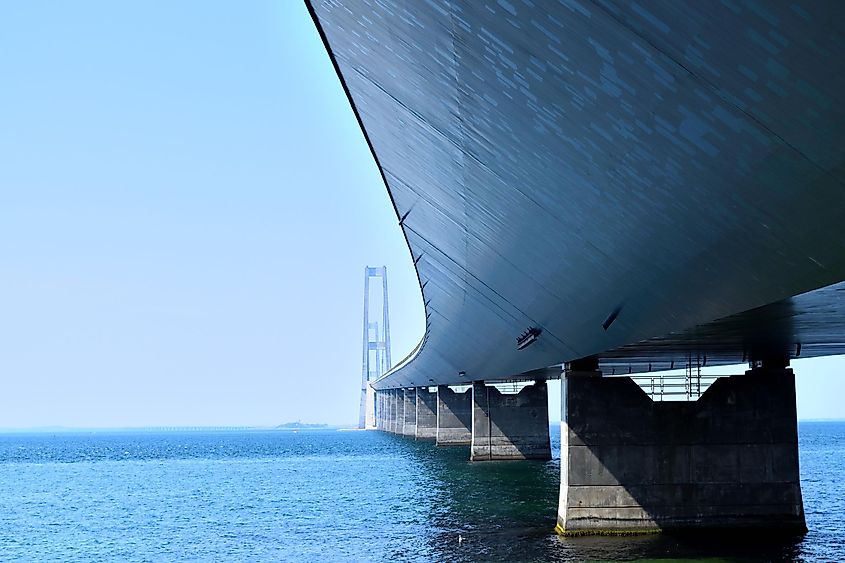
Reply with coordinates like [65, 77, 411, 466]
[0, 422, 842, 561]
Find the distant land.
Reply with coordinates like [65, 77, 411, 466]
[0, 424, 344, 433]
[276, 422, 330, 429]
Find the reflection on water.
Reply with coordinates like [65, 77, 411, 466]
[389, 426, 824, 562]
[0, 422, 841, 561]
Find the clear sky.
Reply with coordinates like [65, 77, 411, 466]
[0, 2, 841, 428]
[0, 1, 423, 428]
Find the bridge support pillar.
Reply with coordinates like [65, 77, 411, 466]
[380, 390, 388, 432]
[387, 389, 399, 434]
[436, 385, 472, 445]
[557, 367, 806, 534]
[392, 389, 401, 434]
[470, 381, 551, 461]
[381, 391, 389, 431]
[402, 388, 417, 437]
[380, 391, 388, 431]
[375, 391, 382, 430]
[381, 391, 388, 431]
[415, 387, 437, 440]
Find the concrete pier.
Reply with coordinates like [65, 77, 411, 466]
[393, 389, 402, 434]
[382, 391, 388, 431]
[389, 389, 400, 434]
[470, 381, 551, 461]
[436, 385, 472, 446]
[381, 390, 389, 433]
[379, 391, 387, 431]
[380, 390, 387, 432]
[402, 388, 417, 437]
[557, 367, 806, 534]
[415, 387, 437, 440]
[375, 391, 383, 430]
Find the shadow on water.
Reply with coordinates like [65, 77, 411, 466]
[552, 532, 805, 563]
[378, 428, 809, 562]
[380, 432, 558, 562]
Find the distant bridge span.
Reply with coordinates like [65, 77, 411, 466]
[309, 0, 844, 534]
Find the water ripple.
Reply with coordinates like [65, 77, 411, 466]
[0, 423, 842, 561]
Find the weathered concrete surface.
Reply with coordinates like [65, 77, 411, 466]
[380, 390, 387, 432]
[436, 385, 472, 446]
[375, 391, 383, 430]
[558, 368, 806, 534]
[380, 391, 388, 431]
[381, 391, 388, 431]
[388, 389, 400, 434]
[381, 390, 389, 433]
[382, 391, 389, 431]
[376, 391, 386, 430]
[471, 381, 551, 461]
[402, 388, 417, 437]
[415, 387, 437, 440]
[392, 389, 402, 434]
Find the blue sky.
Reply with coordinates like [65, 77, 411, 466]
[0, 1, 422, 427]
[0, 2, 841, 427]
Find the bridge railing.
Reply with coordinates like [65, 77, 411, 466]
[613, 373, 722, 401]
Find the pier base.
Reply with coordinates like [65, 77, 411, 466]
[436, 385, 472, 445]
[557, 368, 806, 534]
[415, 387, 437, 440]
[470, 381, 551, 461]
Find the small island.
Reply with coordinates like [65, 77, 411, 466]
[276, 422, 329, 430]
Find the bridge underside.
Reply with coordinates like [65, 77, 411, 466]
[310, 0, 845, 389]
[312, 0, 843, 535]
[600, 280, 845, 375]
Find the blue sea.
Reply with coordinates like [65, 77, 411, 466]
[0, 422, 842, 562]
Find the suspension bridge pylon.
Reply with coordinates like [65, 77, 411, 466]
[359, 266, 391, 429]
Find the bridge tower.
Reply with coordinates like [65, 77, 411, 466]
[359, 266, 391, 429]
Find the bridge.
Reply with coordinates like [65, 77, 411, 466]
[309, 0, 845, 534]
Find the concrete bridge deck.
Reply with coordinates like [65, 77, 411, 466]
[310, 0, 845, 389]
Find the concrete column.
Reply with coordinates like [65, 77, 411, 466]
[415, 387, 437, 440]
[402, 388, 417, 437]
[436, 385, 472, 446]
[557, 368, 806, 534]
[470, 381, 551, 461]
[378, 391, 386, 431]
[385, 390, 393, 433]
[390, 389, 400, 434]
[381, 391, 387, 431]
[375, 391, 381, 430]
[380, 390, 386, 432]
